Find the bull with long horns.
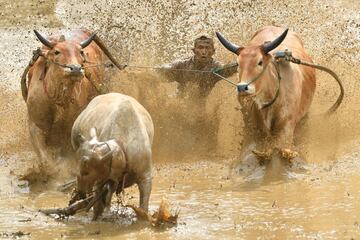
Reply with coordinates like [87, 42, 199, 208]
[23, 29, 125, 166]
[216, 26, 317, 174]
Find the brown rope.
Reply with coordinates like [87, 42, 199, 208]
[21, 48, 42, 101]
[288, 57, 344, 115]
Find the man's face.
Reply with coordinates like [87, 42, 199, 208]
[193, 41, 215, 63]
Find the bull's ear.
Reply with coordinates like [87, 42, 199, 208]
[89, 127, 98, 139]
[59, 35, 65, 42]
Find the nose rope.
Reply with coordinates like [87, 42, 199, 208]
[260, 61, 281, 109]
[246, 63, 269, 85]
[41, 55, 84, 71]
[211, 62, 270, 90]
[212, 71, 237, 86]
[37, 51, 110, 70]
[212, 60, 281, 109]
[127, 65, 214, 73]
[23, 48, 342, 113]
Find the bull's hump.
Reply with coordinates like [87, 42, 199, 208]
[91, 92, 136, 105]
[51, 29, 92, 43]
[85, 93, 139, 116]
[250, 26, 289, 45]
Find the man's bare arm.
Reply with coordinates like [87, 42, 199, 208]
[157, 60, 187, 83]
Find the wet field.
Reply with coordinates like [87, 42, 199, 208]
[1, 0, 360, 239]
[2, 157, 360, 239]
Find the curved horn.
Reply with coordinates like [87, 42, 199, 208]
[216, 32, 241, 55]
[80, 33, 96, 48]
[34, 30, 53, 49]
[263, 29, 288, 54]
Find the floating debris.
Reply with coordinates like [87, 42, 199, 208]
[127, 198, 179, 228]
[0, 231, 30, 238]
[40, 189, 179, 229]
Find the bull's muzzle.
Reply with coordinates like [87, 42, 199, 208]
[237, 84, 248, 92]
[237, 83, 255, 96]
[237, 83, 250, 96]
[65, 64, 84, 78]
[69, 64, 82, 73]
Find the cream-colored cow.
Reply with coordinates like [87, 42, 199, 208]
[71, 93, 154, 220]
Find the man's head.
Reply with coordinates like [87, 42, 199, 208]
[192, 35, 215, 64]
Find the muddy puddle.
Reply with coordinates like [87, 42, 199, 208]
[1, 0, 360, 239]
[1, 157, 360, 239]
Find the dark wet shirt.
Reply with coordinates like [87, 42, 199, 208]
[160, 57, 237, 99]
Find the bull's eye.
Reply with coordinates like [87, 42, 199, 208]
[80, 50, 84, 55]
[258, 60, 263, 66]
[54, 50, 61, 55]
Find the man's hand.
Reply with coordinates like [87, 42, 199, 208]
[212, 66, 223, 74]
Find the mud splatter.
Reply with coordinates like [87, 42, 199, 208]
[0, 0, 360, 239]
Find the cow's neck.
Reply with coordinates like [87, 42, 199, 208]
[43, 72, 81, 132]
[240, 96, 275, 144]
[43, 71, 77, 107]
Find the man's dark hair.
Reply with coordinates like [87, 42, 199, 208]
[194, 35, 214, 48]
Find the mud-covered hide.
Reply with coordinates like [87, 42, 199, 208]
[217, 26, 316, 172]
[25, 29, 107, 164]
[71, 93, 154, 220]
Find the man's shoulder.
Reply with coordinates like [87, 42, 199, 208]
[168, 57, 193, 68]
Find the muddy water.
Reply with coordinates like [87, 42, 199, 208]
[1, 0, 360, 239]
[1, 157, 360, 239]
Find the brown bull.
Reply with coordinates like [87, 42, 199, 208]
[216, 26, 318, 172]
[23, 29, 124, 164]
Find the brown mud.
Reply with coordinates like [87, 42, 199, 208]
[0, 0, 360, 239]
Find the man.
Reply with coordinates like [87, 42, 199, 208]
[160, 35, 237, 101]
[158, 35, 238, 155]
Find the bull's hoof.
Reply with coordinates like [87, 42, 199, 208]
[279, 148, 299, 160]
[92, 207, 103, 221]
[252, 149, 273, 162]
[92, 199, 106, 221]
[92, 214, 99, 221]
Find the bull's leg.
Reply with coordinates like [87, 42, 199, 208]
[92, 184, 106, 221]
[279, 148, 299, 160]
[28, 120, 53, 164]
[104, 180, 117, 209]
[69, 175, 92, 205]
[137, 175, 152, 212]
[252, 148, 273, 163]
[231, 142, 266, 180]
[243, 135, 271, 164]
[275, 121, 299, 161]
